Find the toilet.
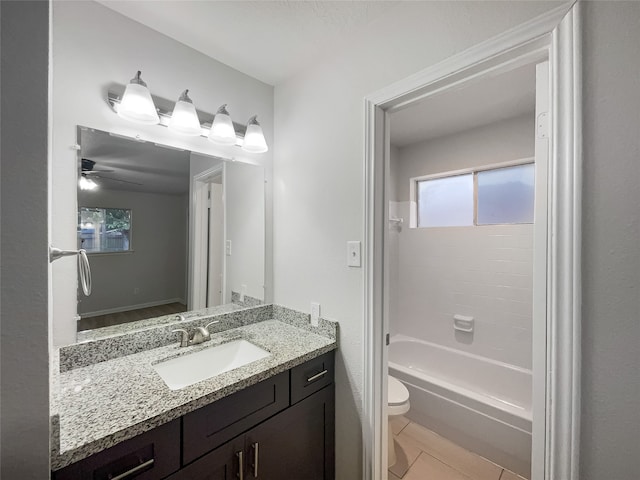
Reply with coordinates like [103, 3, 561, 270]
[387, 375, 410, 467]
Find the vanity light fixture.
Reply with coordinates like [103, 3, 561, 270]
[168, 89, 202, 136]
[117, 71, 160, 125]
[208, 104, 237, 145]
[79, 174, 98, 191]
[241, 116, 268, 153]
[108, 73, 269, 153]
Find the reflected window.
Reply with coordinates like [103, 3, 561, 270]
[78, 207, 132, 253]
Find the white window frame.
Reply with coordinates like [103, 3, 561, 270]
[410, 157, 535, 228]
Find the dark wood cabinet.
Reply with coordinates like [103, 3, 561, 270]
[53, 419, 180, 480]
[245, 383, 335, 480]
[53, 351, 335, 480]
[164, 437, 244, 480]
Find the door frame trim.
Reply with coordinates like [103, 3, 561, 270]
[362, 3, 581, 479]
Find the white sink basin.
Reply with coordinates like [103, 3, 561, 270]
[153, 339, 271, 390]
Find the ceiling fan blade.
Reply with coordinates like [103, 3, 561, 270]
[83, 169, 115, 174]
[94, 175, 143, 186]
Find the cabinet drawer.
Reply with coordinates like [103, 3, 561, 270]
[53, 419, 180, 480]
[290, 350, 335, 405]
[183, 371, 289, 464]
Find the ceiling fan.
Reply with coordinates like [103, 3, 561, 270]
[81, 158, 142, 186]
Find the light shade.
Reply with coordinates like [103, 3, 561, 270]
[242, 115, 268, 153]
[168, 90, 202, 136]
[208, 104, 236, 145]
[117, 71, 159, 125]
[79, 175, 98, 191]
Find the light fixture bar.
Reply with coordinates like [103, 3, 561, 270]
[107, 91, 249, 142]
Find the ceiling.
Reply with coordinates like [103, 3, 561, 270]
[390, 63, 536, 148]
[80, 128, 191, 195]
[97, 0, 396, 86]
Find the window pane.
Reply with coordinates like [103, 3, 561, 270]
[477, 164, 535, 225]
[417, 174, 473, 227]
[78, 207, 131, 253]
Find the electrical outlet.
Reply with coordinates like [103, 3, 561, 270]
[240, 284, 247, 302]
[226, 240, 232, 256]
[310, 302, 320, 327]
[134, 287, 140, 295]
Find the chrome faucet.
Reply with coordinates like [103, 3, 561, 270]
[172, 321, 220, 347]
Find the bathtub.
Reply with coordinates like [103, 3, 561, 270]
[388, 334, 532, 477]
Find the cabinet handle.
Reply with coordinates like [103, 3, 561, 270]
[108, 458, 154, 480]
[236, 450, 244, 480]
[251, 442, 259, 477]
[307, 369, 328, 382]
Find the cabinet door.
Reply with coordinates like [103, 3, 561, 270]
[165, 438, 244, 480]
[245, 384, 335, 480]
[53, 419, 180, 480]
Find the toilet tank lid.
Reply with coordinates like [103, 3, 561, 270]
[388, 376, 409, 405]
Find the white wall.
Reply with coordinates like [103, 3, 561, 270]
[51, 0, 274, 345]
[0, 1, 51, 477]
[272, 3, 560, 478]
[189, 154, 265, 305]
[393, 114, 535, 200]
[580, 2, 640, 478]
[225, 162, 266, 302]
[389, 115, 534, 369]
[77, 189, 188, 317]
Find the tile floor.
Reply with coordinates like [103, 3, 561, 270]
[388, 416, 527, 480]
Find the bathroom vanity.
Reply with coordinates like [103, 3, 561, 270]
[50, 305, 337, 480]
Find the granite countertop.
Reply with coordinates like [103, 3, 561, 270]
[51, 319, 337, 471]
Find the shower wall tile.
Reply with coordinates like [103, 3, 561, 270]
[394, 224, 534, 369]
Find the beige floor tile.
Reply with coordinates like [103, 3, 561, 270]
[403, 452, 473, 480]
[400, 423, 502, 480]
[388, 433, 421, 478]
[500, 470, 527, 480]
[390, 415, 411, 435]
[388, 472, 402, 480]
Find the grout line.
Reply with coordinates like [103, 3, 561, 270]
[418, 451, 477, 480]
[499, 469, 505, 480]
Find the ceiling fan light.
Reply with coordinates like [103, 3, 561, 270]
[208, 104, 236, 145]
[241, 115, 268, 153]
[169, 89, 202, 136]
[79, 175, 98, 191]
[117, 71, 160, 125]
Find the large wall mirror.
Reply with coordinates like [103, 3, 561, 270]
[76, 126, 265, 333]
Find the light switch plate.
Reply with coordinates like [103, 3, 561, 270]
[347, 241, 361, 267]
[226, 240, 232, 256]
[240, 284, 247, 302]
[310, 302, 320, 327]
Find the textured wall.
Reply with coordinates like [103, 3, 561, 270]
[0, 1, 51, 477]
[580, 2, 640, 478]
[273, 3, 560, 477]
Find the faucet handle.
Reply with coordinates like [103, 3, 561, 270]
[174, 314, 187, 322]
[172, 328, 189, 347]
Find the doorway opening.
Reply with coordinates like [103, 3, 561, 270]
[363, 4, 582, 480]
[192, 165, 226, 310]
[385, 59, 545, 480]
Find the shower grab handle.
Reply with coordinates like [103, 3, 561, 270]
[453, 314, 474, 333]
